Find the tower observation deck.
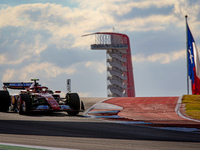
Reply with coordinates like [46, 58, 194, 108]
[83, 32, 135, 97]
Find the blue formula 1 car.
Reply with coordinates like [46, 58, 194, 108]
[0, 79, 84, 115]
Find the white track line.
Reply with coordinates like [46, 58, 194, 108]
[0, 142, 78, 150]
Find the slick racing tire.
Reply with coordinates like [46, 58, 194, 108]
[18, 93, 31, 115]
[0, 90, 10, 112]
[66, 93, 80, 116]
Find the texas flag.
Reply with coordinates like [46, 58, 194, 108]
[187, 23, 200, 94]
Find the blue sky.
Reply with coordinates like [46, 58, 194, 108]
[0, 0, 200, 97]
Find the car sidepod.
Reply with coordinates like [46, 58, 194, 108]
[18, 93, 32, 115]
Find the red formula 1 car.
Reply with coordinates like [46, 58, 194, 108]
[0, 79, 84, 115]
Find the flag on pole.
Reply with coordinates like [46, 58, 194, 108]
[187, 21, 200, 94]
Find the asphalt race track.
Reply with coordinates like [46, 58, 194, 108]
[0, 98, 200, 150]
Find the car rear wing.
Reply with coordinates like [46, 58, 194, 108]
[3, 82, 33, 90]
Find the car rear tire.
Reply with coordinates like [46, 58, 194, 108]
[66, 93, 80, 116]
[18, 94, 31, 115]
[0, 90, 10, 112]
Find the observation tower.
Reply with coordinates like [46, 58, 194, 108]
[83, 32, 135, 97]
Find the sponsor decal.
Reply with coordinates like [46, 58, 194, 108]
[44, 95, 60, 110]
[36, 105, 49, 110]
[9, 83, 32, 87]
[60, 105, 70, 110]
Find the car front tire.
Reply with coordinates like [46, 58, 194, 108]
[66, 93, 80, 116]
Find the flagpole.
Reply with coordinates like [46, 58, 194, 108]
[185, 15, 189, 95]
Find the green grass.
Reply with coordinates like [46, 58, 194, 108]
[182, 95, 200, 120]
[0, 144, 45, 150]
